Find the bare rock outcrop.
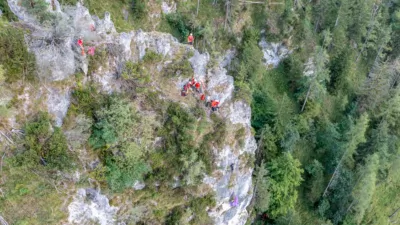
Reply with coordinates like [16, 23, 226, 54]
[68, 188, 118, 225]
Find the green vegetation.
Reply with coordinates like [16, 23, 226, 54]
[89, 95, 137, 149]
[0, 0, 17, 21]
[247, 0, 400, 224]
[267, 153, 303, 218]
[0, 21, 36, 82]
[163, 56, 193, 78]
[131, 0, 147, 20]
[21, 0, 55, 23]
[87, 48, 108, 75]
[104, 142, 150, 191]
[2, 0, 400, 224]
[14, 112, 74, 170]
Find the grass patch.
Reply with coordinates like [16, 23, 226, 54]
[0, 165, 67, 225]
[84, 0, 134, 32]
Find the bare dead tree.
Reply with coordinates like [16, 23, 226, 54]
[197, 0, 200, 16]
[224, 0, 231, 30]
[390, 207, 400, 220]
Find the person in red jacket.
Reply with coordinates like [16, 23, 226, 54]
[200, 94, 205, 101]
[211, 100, 219, 112]
[187, 33, 194, 45]
[195, 81, 201, 93]
[77, 38, 83, 48]
[77, 37, 85, 56]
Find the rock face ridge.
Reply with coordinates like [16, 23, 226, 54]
[68, 188, 118, 225]
[259, 36, 291, 68]
[6, 1, 257, 224]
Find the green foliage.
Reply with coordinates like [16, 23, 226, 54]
[41, 127, 73, 170]
[59, 0, 78, 5]
[105, 142, 150, 191]
[161, 102, 196, 156]
[0, 0, 18, 21]
[152, 102, 207, 185]
[142, 50, 163, 64]
[254, 162, 270, 213]
[298, 45, 330, 111]
[121, 61, 151, 93]
[131, 0, 148, 19]
[88, 48, 108, 75]
[189, 194, 216, 224]
[232, 27, 264, 103]
[21, 0, 55, 23]
[0, 165, 67, 224]
[163, 57, 193, 78]
[0, 22, 36, 82]
[89, 96, 137, 149]
[342, 114, 370, 167]
[199, 114, 227, 172]
[305, 160, 324, 204]
[165, 13, 203, 43]
[280, 121, 300, 152]
[346, 154, 379, 224]
[24, 112, 53, 156]
[258, 125, 278, 161]
[235, 126, 246, 147]
[267, 153, 303, 218]
[12, 112, 73, 171]
[166, 206, 184, 225]
[71, 85, 100, 116]
[64, 114, 93, 150]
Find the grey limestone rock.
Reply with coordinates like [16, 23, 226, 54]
[259, 37, 291, 68]
[161, 1, 176, 14]
[46, 87, 71, 127]
[68, 188, 118, 225]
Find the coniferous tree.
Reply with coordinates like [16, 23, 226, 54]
[254, 162, 271, 213]
[345, 154, 379, 224]
[300, 45, 330, 112]
[267, 153, 303, 218]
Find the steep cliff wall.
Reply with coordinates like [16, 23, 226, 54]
[4, 1, 257, 224]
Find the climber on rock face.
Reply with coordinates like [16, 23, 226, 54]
[181, 82, 191, 97]
[230, 194, 238, 207]
[195, 81, 201, 93]
[200, 94, 205, 101]
[77, 37, 85, 56]
[211, 100, 220, 112]
[77, 37, 83, 48]
[190, 77, 196, 86]
[188, 33, 194, 45]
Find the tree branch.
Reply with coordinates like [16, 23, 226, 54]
[0, 131, 13, 144]
[390, 207, 400, 219]
[0, 215, 9, 225]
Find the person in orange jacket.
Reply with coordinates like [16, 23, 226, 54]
[188, 33, 194, 45]
[211, 100, 220, 112]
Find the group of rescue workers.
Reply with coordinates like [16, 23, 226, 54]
[77, 30, 219, 112]
[76, 23, 97, 56]
[77, 36, 96, 56]
[181, 33, 220, 112]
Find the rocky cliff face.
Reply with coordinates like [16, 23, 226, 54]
[259, 34, 291, 68]
[6, 1, 257, 224]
